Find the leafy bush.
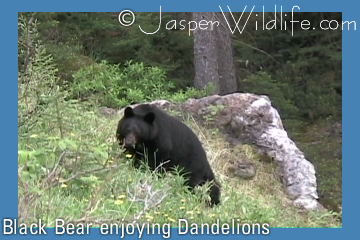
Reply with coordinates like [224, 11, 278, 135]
[70, 60, 214, 107]
[70, 60, 176, 107]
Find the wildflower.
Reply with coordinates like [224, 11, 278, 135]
[118, 194, 126, 199]
[168, 217, 176, 222]
[70, 133, 75, 136]
[125, 153, 133, 158]
[181, 199, 186, 203]
[186, 211, 194, 215]
[155, 211, 161, 215]
[30, 134, 38, 138]
[209, 213, 216, 218]
[163, 213, 169, 217]
[145, 215, 154, 221]
[114, 200, 124, 205]
[58, 178, 65, 183]
[179, 206, 186, 210]
[61, 183, 68, 188]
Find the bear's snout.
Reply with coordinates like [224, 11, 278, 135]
[124, 133, 137, 148]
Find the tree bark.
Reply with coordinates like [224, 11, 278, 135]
[193, 12, 220, 93]
[192, 12, 237, 95]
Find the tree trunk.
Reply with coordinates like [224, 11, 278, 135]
[193, 12, 220, 93]
[215, 12, 238, 94]
[192, 12, 238, 95]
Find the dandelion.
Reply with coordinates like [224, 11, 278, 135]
[186, 211, 194, 215]
[179, 206, 186, 210]
[30, 134, 38, 138]
[128, 178, 133, 183]
[61, 183, 68, 188]
[125, 153, 133, 158]
[145, 215, 154, 221]
[155, 211, 162, 215]
[114, 200, 124, 205]
[163, 213, 169, 217]
[168, 217, 176, 222]
[209, 213, 216, 218]
[196, 211, 201, 215]
[110, 194, 115, 198]
[84, 199, 89, 202]
[181, 199, 186, 203]
[108, 160, 114, 164]
[118, 194, 126, 199]
[70, 132, 75, 136]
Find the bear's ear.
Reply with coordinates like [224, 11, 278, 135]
[124, 107, 134, 118]
[144, 112, 155, 124]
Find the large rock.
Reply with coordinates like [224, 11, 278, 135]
[114, 93, 321, 210]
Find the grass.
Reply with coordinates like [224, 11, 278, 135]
[18, 99, 342, 229]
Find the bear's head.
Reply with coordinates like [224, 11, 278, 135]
[116, 106, 157, 151]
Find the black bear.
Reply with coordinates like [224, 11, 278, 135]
[116, 104, 220, 206]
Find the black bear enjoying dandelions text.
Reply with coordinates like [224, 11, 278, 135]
[116, 104, 220, 206]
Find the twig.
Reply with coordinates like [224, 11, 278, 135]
[232, 38, 278, 64]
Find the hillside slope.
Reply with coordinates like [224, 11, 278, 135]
[18, 103, 342, 228]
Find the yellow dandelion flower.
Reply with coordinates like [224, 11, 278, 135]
[110, 194, 115, 198]
[189, 216, 194, 220]
[108, 160, 114, 164]
[209, 213, 216, 218]
[163, 213, 169, 217]
[84, 199, 89, 202]
[125, 154, 133, 158]
[70, 132, 75, 136]
[145, 215, 154, 220]
[128, 178, 133, 183]
[154, 211, 161, 215]
[168, 217, 176, 222]
[118, 194, 126, 199]
[186, 211, 194, 215]
[58, 178, 65, 183]
[114, 200, 124, 205]
[30, 134, 38, 138]
[196, 211, 201, 214]
[60, 183, 68, 188]
[181, 199, 186, 203]
[179, 206, 186, 210]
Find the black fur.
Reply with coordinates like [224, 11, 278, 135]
[116, 104, 220, 206]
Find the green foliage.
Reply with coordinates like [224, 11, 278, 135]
[70, 60, 175, 107]
[242, 72, 299, 119]
[18, 14, 58, 131]
[233, 12, 341, 121]
[31, 12, 194, 88]
[70, 60, 214, 107]
[17, 31, 341, 224]
[19, 12, 342, 217]
[167, 83, 216, 102]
